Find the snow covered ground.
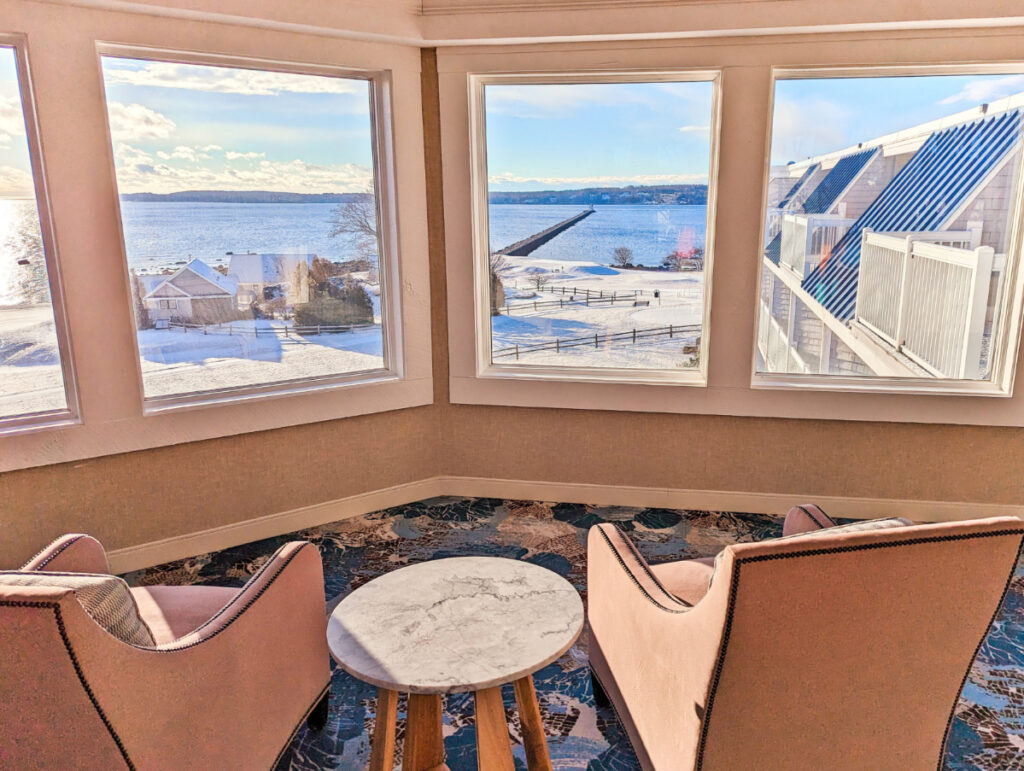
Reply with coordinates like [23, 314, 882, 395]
[0, 305, 67, 417]
[492, 257, 704, 369]
[138, 320, 385, 398]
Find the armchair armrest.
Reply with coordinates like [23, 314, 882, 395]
[22, 534, 110, 574]
[57, 539, 331, 769]
[163, 540, 323, 649]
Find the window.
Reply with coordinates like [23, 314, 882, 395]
[471, 74, 719, 383]
[756, 69, 1024, 393]
[0, 42, 74, 424]
[99, 52, 396, 403]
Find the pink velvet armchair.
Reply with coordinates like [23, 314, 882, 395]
[587, 507, 1024, 770]
[1, 533, 332, 770]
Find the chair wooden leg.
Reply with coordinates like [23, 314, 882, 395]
[474, 686, 515, 770]
[369, 688, 398, 771]
[404, 693, 446, 771]
[513, 676, 553, 771]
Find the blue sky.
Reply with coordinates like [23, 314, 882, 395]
[486, 73, 1024, 191]
[486, 81, 714, 192]
[772, 73, 1024, 165]
[99, 57, 375, 195]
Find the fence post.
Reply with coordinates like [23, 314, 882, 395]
[893, 234, 913, 350]
[515, 344, 519, 360]
[633, 329, 637, 343]
[961, 245, 995, 378]
[255, 326, 259, 338]
[669, 324, 673, 338]
[556, 339, 560, 352]
[594, 333, 598, 348]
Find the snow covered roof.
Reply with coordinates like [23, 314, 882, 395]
[144, 258, 238, 300]
[226, 253, 316, 285]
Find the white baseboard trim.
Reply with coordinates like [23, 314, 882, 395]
[107, 474, 1024, 573]
[107, 477, 445, 574]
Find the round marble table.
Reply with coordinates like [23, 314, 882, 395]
[327, 556, 584, 771]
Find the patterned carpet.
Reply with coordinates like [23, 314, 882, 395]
[124, 497, 1024, 770]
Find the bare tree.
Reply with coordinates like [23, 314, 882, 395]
[328, 193, 378, 261]
[129, 270, 152, 329]
[489, 252, 509, 282]
[612, 246, 633, 268]
[529, 272, 551, 291]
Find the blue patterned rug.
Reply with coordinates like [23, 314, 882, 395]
[124, 497, 1024, 770]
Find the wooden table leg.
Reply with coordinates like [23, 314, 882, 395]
[404, 693, 447, 771]
[514, 676, 553, 771]
[474, 686, 515, 770]
[369, 688, 398, 771]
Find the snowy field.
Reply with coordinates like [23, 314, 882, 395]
[492, 257, 704, 369]
[0, 304, 385, 412]
[0, 305, 67, 417]
[138, 320, 385, 398]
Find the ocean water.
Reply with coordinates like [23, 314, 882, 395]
[118, 201, 709, 273]
[488, 204, 709, 267]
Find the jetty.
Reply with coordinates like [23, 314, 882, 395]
[495, 208, 595, 256]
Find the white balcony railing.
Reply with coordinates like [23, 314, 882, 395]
[855, 228, 993, 379]
[780, 213, 854, 278]
[765, 208, 784, 243]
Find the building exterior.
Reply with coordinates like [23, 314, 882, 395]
[758, 93, 1024, 380]
[226, 253, 316, 306]
[142, 259, 239, 324]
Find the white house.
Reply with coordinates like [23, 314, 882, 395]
[226, 253, 316, 305]
[143, 258, 239, 324]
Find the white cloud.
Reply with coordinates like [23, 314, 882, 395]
[113, 156, 373, 195]
[0, 96, 25, 149]
[225, 151, 265, 160]
[678, 125, 709, 133]
[198, 144, 222, 152]
[114, 143, 154, 166]
[0, 165, 33, 198]
[770, 97, 850, 164]
[107, 102, 176, 142]
[488, 171, 707, 189]
[103, 61, 362, 97]
[939, 74, 1024, 105]
[485, 81, 709, 119]
[157, 145, 203, 162]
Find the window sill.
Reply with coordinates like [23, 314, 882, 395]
[0, 374, 433, 473]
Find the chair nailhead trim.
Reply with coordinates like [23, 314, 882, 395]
[0, 600, 134, 769]
[693, 528, 1024, 771]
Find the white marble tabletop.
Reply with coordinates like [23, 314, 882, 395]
[327, 557, 585, 694]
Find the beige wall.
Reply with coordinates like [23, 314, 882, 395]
[4, 17, 1024, 567]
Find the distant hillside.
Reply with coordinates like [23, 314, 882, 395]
[488, 184, 708, 205]
[120, 190, 371, 204]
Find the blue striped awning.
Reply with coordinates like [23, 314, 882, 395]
[765, 232, 781, 265]
[801, 149, 877, 215]
[778, 164, 818, 209]
[802, 109, 1023, 320]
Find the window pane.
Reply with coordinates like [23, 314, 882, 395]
[0, 46, 69, 419]
[100, 56, 388, 400]
[482, 80, 715, 372]
[758, 73, 1024, 382]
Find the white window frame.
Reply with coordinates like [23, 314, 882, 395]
[0, 25, 432, 472]
[0, 33, 80, 434]
[751, 63, 1024, 398]
[96, 43, 407, 410]
[467, 70, 722, 388]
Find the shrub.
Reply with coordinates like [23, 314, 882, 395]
[293, 279, 373, 327]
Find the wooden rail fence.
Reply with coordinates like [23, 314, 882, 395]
[166, 320, 370, 338]
[492, 324, 700, 359]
